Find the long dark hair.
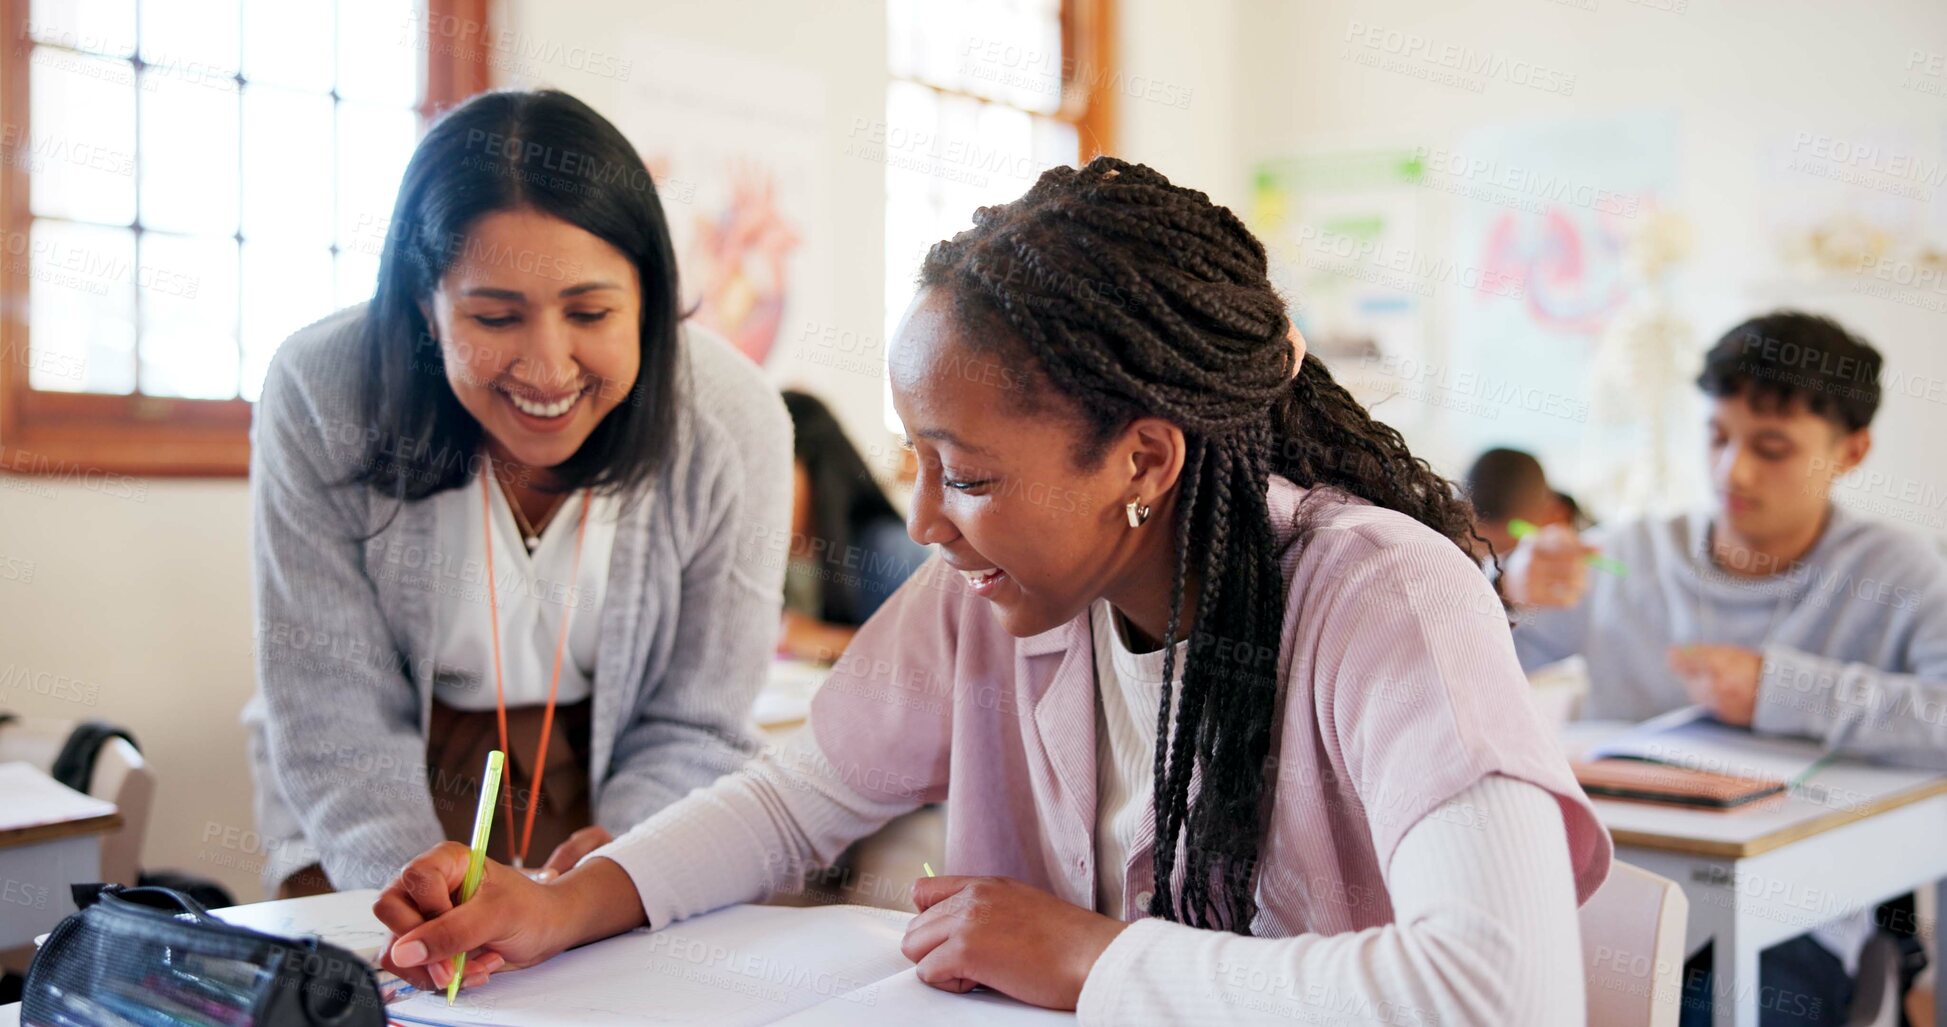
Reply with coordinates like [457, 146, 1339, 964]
[919, 157, 1481, 933]
[782, 390, 903, 626]
[350, 89, 681, 500]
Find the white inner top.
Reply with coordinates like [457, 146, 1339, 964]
[1089, 598, 1185, 915]
[428, 471, 619, 711]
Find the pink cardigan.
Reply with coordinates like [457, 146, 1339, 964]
[593, 475, 1611, 994]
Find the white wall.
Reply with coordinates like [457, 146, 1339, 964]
[1232, 0, 1947, 531]
[1111, 0, 1246, 212]
[0, 478, 259, 897]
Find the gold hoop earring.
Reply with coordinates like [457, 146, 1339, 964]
[1125, 497, 1151, 527]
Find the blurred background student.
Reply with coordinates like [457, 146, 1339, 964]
[1502, 311, 1947, 1026]
[777, 390, 928, 662]
[1463, 447, 1588, 564]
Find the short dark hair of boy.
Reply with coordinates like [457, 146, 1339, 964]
[1465, 448, 1548, 522]
[1696, 311, 1883, 432]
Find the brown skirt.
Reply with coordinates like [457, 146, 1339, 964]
[277, 698, 594, 898]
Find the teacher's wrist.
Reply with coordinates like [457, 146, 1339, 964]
[551, 855, 648, 949]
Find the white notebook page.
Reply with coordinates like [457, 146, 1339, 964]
[388, 904, 917, 1026]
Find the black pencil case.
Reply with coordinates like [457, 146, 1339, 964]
[22, 883, 385, 1027]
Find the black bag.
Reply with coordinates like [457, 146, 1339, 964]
[23, 884, 385, 1027]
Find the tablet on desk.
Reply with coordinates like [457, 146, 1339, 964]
[1572, 757, 1788, 810]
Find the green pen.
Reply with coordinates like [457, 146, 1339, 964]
[448, 749, 505, 1006]
[1786, 751, 1839, 793]
[1508, 518, 1627, 577]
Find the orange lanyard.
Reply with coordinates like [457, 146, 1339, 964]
[479, 460, 591, 868]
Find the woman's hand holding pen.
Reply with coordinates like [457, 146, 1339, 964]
[901, 875, 1129, 1010]
[373, 841, 646, 992]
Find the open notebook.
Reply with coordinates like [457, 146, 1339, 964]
[1571, 705, 1796, 809]
[1569, 704, 1943, 812]
[386, 903, 1073, 1026]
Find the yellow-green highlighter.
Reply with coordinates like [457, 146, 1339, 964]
[1508, 518, 1628, 577]
[448, 749, 505, 1005]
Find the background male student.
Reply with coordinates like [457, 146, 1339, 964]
[1502, 310, 1947, 1026]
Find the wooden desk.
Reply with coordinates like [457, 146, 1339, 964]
[1564, 723, 1947, 1027]
[0, 763, 119, 950]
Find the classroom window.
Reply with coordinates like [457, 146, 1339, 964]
[0, 0, 489, 476]
[881, 0, 1113, 433]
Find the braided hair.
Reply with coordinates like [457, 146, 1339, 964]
[919, 157, 1483, 934]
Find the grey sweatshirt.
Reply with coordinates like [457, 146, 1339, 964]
[1513, 504, 1947, 771]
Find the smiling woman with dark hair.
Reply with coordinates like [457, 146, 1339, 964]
[242, 89, 791, 899]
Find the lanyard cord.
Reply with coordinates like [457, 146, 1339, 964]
[480, 459, 591, 868]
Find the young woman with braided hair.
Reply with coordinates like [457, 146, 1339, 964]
[373, 158, 1612, 1024]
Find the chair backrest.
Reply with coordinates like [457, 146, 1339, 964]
[88, 737, 154, 887]
[1580, 860, 1689, 1027]
[0, 715, 79, 769]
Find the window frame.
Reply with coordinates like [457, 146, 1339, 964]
[878, 0, 1115, 441]
[1063, 0, 1115, 161]
[889, 0, 1116, 161]
[0, 0, 490, 477]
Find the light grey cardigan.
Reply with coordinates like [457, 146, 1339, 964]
[242, 303, 792, 893]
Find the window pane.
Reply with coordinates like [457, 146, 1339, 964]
[883, 79, 944, 199]
[28, 50, 137, 225]
[28, 221, 137, 394]
[885, 187, 937, 278]
[140, 0, 240, 79]
[29, 0, 136, 58]
[1033, 113, 1079, 168]
[937, 92, 1024, 215]
[336, 102, 416, 249]
[336, 248, 381, 310]
[140, 69, 240, 235]
[138, 233, 240, 398]
[878, 79, 1077, 433]
[240, 243, 332, 400]
[886, 0, 924, 86]
[884, 188, 940, 336]
[338, 0, 421, 106]
[242, 84, 333, 244]
[888, 0, 1063, 113]
[242, 0, 333, 91]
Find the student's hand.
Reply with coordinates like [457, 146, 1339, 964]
[532, 825, 613, 882]
[1670, 644, 1764, 726]
[902, 875, 1129, 1010]
[1502, 524, 1597, 608]
[373, 841, 645, 993]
